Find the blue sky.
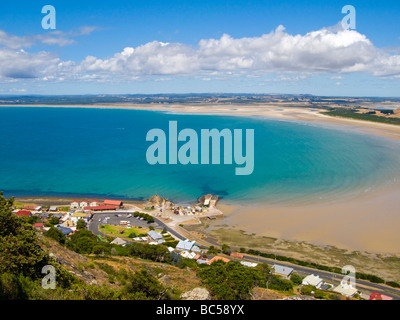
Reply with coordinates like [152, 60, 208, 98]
[0, 0, 399, 96]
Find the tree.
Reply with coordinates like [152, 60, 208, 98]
[197, 260, 264, 300]
[268, 275, 293, 292]
[48, 217, 60, 226]
[66, 229, 99, 254]
[290, 273, 303, 285]
[44, 226, 66, 244]
[221, 244, 231, 255]
[207, 246, 219, 255]
[92, 245, 104, 255]
[124, 270, 170, 300]
[76, 219, 86, 230]
[0, 192, 50, 278]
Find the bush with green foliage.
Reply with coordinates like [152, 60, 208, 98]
[127, 242, 170, 262]
[197, 260, 269, 300]
[44, 227, 66, 244]
[290, 273, 303, 285]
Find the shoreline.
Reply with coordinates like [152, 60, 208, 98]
[2, 103, 400, 139]
[4, 103, 400, 256]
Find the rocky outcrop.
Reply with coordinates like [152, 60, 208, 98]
[181, 287, 211, 300]
[148, 194, 167, 206]
[197, 194, 219, 207]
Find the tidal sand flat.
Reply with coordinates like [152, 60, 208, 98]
[1, 105, 400, 255]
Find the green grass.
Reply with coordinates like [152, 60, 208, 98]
[100, 224, 148, 240]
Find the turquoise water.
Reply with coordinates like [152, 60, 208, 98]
[0, 107, 399, 204]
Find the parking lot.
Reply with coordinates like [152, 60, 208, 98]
[88, 211, 162, 237]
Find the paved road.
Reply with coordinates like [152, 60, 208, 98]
[238, 254, 400, 300]
[87, 209, 400, 300]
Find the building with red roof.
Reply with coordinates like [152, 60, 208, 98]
[369, 292, 393, 300]
[104, 200, 123, 207]
[83, 205, 116, 211]
[206, 256, 230, 265]
[15, 210, 32, 217]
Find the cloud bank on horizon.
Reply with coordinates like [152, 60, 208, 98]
[1, 23, 400, 85]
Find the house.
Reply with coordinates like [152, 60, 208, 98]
[196, 255, 209, 264]
[369, 292, 393, 300]
[191, 245, 202, 253]
[15, 210, 32, 217]
[230, 253, 244, 259]
[180, 251, 197, 259]
[240, 261, 258, 268]
[104, 200, 123, 207]
[56, 226, 74, 235]
[23, 205, 37, 211]
[70, 201, 80, 209]
[333, 282, 358, 297]
[83, 205, 116, 211]
[272, 264, 294, 279]
[39, 212, 50, 219]
[72, 212, 90, 219]
[63, 219, 75, 228]
[33, 223, 44, 230]
[79, 201, 89, 208]
[207, 256, 230, 265]
[147, 230, 164, 242]
[89, 200, 100, 207]
[110, 237, 127, 246]
[49, 206, 58, 212]
[197, 259, 209, 264]
[176, 239, 196, 251]
[302, 274, 323, 289]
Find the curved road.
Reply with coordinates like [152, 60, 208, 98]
[87, 210, 400, 300]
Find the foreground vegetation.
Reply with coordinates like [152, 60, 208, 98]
[1, 192, 394, 300]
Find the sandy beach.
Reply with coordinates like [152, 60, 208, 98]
[5, 103, 400, 255]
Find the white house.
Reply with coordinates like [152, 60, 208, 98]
[89, 200, 100, 207]
[176, 239, 196, 251]
[333, 282, 358, 297]
[240, 261, 258, 268]
[79, 201, 89, 208]
[110, 237, 127, 246]
[70, 201, 80, 209]
[302, 274, 323, 289]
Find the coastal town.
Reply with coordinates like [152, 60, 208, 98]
[10, 195, 398, 301]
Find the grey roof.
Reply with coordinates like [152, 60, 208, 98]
[273, 264, 294, 276]
[110, 237, 127, 245]
[176, 240, 196, 251]
[196, 259, 209, 264]
[147, 230, 163, 240]
[191, 245, 202, 252]
[56, 226, 73, 235]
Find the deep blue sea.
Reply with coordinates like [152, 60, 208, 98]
[1, 107, 399, 204]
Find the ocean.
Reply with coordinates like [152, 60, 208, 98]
[1, 106, 399, 204]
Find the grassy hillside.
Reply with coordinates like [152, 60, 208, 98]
[322, 108, 400, 125]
